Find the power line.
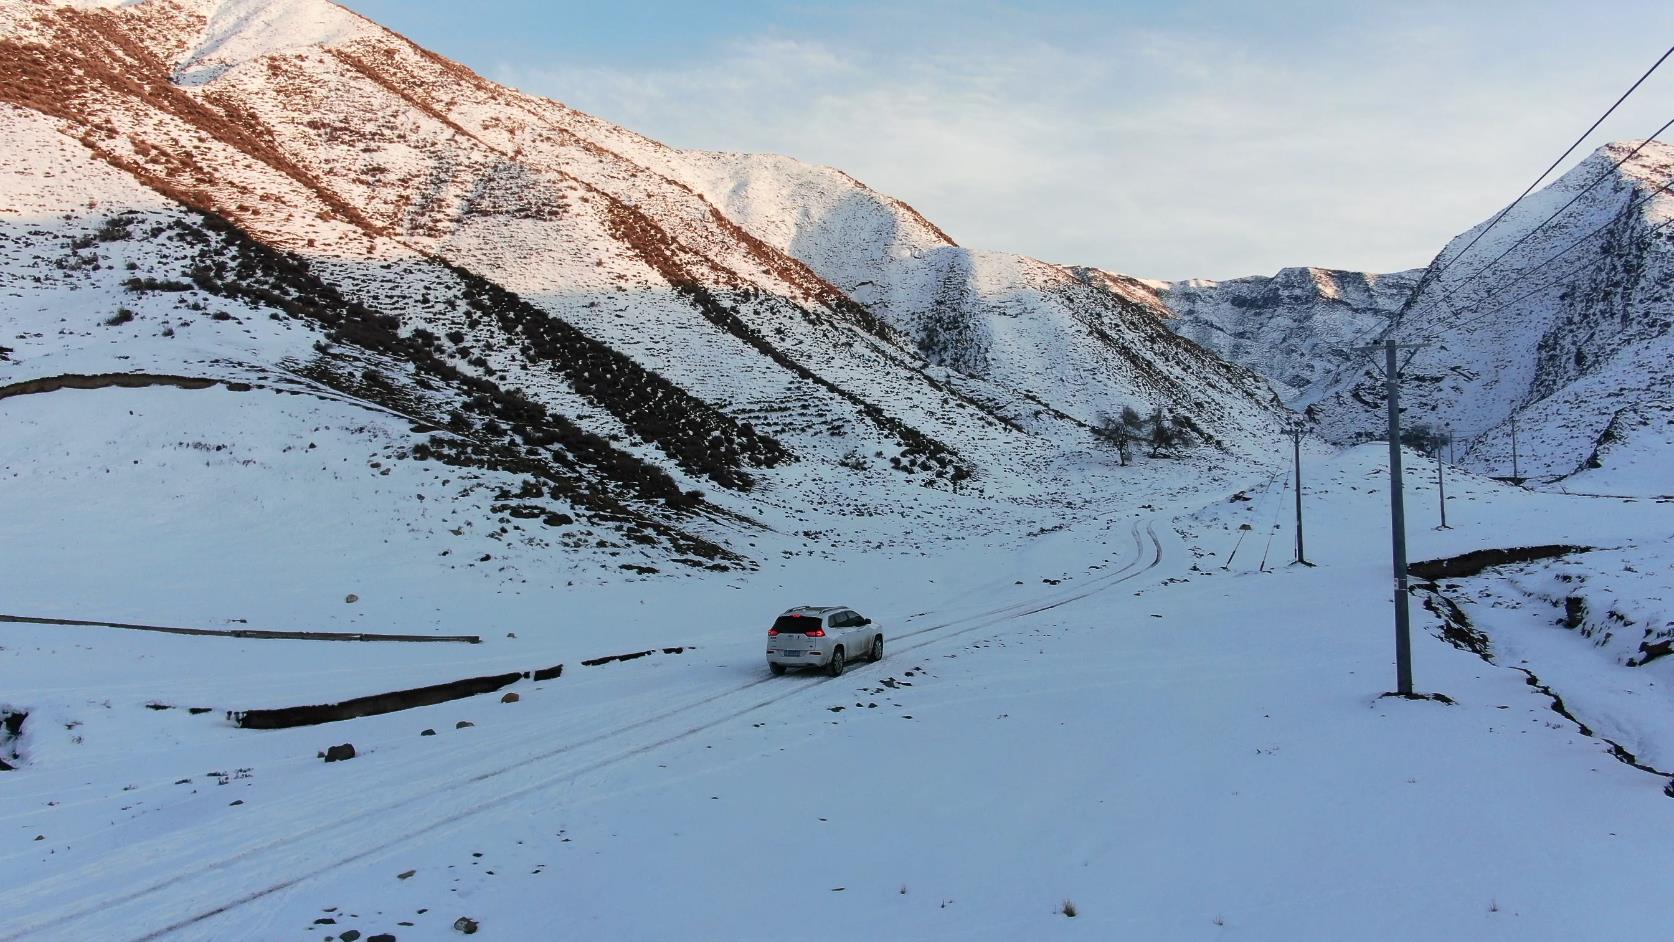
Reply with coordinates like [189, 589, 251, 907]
[1425, 119, 1674, 311]
[1447, 210, 1674, 335]
[1417, 174, 1674, 337]
[1386, 43, 1674, 327]
[1429, 43, 1674, 281]
[1397, 128, 1674, 340]
[1222, 470, 1282, 571]
[1257, 469, 1290, 572]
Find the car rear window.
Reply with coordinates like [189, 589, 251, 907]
[772, 615, 823, 633]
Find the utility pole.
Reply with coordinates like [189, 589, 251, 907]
[1510, 413, 1521, 484]
[1355, 337, 1428, 696]
[1435, 429, 1451, 530]
[1286, 422, 1311, 565]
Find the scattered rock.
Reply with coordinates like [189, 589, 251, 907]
[322, 743, 356, 763]
[453, 916, 479, 934]
[500, 692, 520, 704]
[340, 931, 362, 942]
[344, 593, 359, 604]
[368, 935, 397, 942]
[33, 834, 44, 841]
[455, 721, 474, 729]
[397, 869, 416, 880]
[420, 729, 436, 737]
[313, 917, 337, 925]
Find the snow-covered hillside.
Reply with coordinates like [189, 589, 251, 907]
[0, 0, 1292, 599]
[0, 0, 1304, 684]
[611, 122, 1673, 489]
[1305, 140, 1674, 481]
[1139, 140, 1674, 482]
[597, 147, 1287, 434]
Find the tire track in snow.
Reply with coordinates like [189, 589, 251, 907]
[892, 521, 1162, 658]
[0, 524, 1150, 832]
[888, 516, 1150, 645]
[3, 520, 1165, 942]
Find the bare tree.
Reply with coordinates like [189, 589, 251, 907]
[1400, 422, 1447, 457]
[1147, 407, 1177, 457]
[1094, 406, 1146, 465]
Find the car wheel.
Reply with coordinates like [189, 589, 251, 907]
[869, 634, 884, 662]
[770, 663, 787, 676]
[826, 647, 845, 677]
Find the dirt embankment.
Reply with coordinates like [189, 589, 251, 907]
[1407, 545, 1590, 581]
[0, 372, 251, 401]
[233, 669, 552, 729]
[233, 646, 694, 729]
[0, 710, 26, 771]
[1408, 545, 1671, 791]
[0, 613, 479, 644]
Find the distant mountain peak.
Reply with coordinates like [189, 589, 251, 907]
[172, 0, 377, 85]
[1593, 137, 1674, 188]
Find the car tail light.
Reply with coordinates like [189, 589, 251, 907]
[767, 628, 779, 636]
[807, 628, 826, 637]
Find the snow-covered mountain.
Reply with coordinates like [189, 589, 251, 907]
[1155, 266, 1420, 402]
[601, 104, 1672, 489]
[1131, 141, 1674, 483]
[5, 0, 1660, 595]
[1307, 140, 1674, 480]
[0, 0, 1288, 594]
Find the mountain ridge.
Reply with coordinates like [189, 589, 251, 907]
[0, 0, 1287, 599]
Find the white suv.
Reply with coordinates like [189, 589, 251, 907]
[765, 606, 883, 676]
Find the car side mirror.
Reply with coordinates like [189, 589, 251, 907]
[860, 618, 872, 625]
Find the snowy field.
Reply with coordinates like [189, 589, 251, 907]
[5, 446, 1673, 941]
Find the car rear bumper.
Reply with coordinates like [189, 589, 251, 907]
[766, 650, 830, 667]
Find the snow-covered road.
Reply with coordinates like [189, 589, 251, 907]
[6, 450, 1674, 941]
[5, 520, 1166, 941]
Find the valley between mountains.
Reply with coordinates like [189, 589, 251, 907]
[2, 2, 1673, 940]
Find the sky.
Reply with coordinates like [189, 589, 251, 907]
[341, 0, 1674, 281]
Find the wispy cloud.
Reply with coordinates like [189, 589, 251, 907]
[491, 12, 1674, 281]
